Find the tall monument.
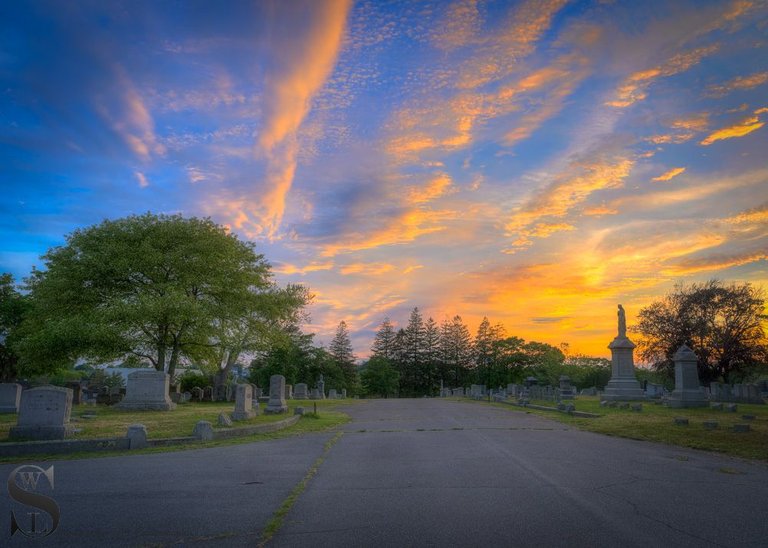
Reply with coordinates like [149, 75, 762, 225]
[602, 305, 644, 401]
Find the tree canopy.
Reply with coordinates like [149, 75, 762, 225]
[635, 279, 768, 383]
[16, 213, 304, 378]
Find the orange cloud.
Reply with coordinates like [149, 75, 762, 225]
[699, 115, 764, 145]
[652, 167, 686, 182]
[431, 0, 480, 51]
[274, 261, 334, 275]
[255, 0, 352, 237]
[707, 71, 768, 97]
[408, 173, 454, 204]
[665, 251, 768, 275]
[607, 44, 719, 108]
[339, 263, 396, 276]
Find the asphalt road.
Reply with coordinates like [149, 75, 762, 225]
[2, 398, 768, 547]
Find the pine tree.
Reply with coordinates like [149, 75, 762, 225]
[330, 320, 358, 394]
[371, 317, 396, 360]
[421, 317, 441, 394]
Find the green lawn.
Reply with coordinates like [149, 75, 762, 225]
[0, 398, 353, 442]
[479, 396, 768, 461]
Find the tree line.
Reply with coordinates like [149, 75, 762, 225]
[1, 213, 765, 398]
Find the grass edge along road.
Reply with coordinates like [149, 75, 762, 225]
[460, 396, 768, 462]
[0, 401, 357, 464]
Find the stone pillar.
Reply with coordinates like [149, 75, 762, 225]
[232, 384, 256, 420]
[667, 345, 707, 408]
[602, 305, 644, 401]
[265, 375, 288, 414]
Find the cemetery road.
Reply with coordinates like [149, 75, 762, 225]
[2, 398, 768, 547]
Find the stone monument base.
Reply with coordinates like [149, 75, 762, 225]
[667, 389, 708, 408]
[232, 409, 256, 420]
[10, 424, 74, 441]
[264, 405, 288, 414]
[602, 378, 645, 401]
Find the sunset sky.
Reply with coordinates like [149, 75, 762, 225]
[2, 0, 767, 359]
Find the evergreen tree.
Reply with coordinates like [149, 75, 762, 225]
[421, 317, 441, 394]
[371, 317, 397, 360]
[330, 320, 359, 394]
[440, 315, 472, 387]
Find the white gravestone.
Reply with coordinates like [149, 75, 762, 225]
[265, 375, 288, 414]
[232, 384, 257, 420]
[0, 383, 23, 413]
[10, 385, 74, 440]
[116, 370, 176, 411]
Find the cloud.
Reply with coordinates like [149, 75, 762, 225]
[505, 154, 634, 250]
[431, 0, 481, 51]
[606, 44, 719, 108]
[408, 173, 454, 204]
[707, 71, 768, 97]
[652, 167, 686, 182]
[339, 262, 396, 276]
[699, 115, 764, 145]
[254, 0, 352, 237]
[134, 171, 150, 188]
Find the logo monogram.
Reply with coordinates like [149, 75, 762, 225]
[8, 465, 60, 538]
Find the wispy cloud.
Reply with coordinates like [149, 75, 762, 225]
[607, 45, 720, 108]
[700, 109, 766, 145]
[652, 167, 686, 182]
[707, 71, 768, 97]
[134, 171, 150, 188]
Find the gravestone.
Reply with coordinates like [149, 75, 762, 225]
[667, 345, 707, 408]
[0, 383, 22, 413]
[182, 391, 191, 403]
[342, 388, 347, 399]
[232, 384, 256, 420]
[218, 412, 233, 427]
[127, 424, 148, 450]
[265, 374, 288, 414]
[310, 388, 321, 400]
[115, 370, 176, 411]
[602, 304, 644, 401]
[328, 388, 337, 399]
[316, 375, 326, 400]
[203, 386, 213, 402]
[193, 421, 214, 441]
[645, 382, 665, 398]
[294, 383, 309, 399]
[580, 387, 597, 396]
[285, 384, 293, 400]
[191, 387, 203, 402]
[66, 382, 83, 405]
[559, 375, 575, 400]
[10, 386, 74, 440]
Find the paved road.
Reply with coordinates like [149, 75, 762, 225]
[2, 399, 767, 547]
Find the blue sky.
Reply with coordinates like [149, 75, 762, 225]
[2, 0, 767, 357]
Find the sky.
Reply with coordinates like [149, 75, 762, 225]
[1, 0, 767, 360]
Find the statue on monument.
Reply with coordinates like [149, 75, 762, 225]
[617, 304, 626, 338]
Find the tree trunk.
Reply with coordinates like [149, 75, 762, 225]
[213, 349, 240, 401]
[167, 342, 180, 379]
[156, 341, 166, 372]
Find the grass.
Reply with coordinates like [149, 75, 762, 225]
[0, 399, 357, 463]
[465, 396, 768, 461]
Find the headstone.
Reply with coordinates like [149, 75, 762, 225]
[115, 371, 176, 411]
[726, 403, 738, 412]
[644, 382, 665, 399]
[703, 420, 718, 430]
[203, 386, 213, 402]
[328, 388, 338, 399]
[170, 392, 182, 404]
[294, 407, 305, 415]
[710, 402, 723, 410]
[741, 414, 756, 421]
[127, 424, 148, 449]
[0, 383, 22, 413]
[182, 391, 191, 403]
[10, 386, 74, 440]
[564, 404, 576, 413]
[265, 375, 288, 414]
[342, 389, 347, 399]
[218, 412, 233, 427]
[191, 387, 203, 402]
[214, 384, 228, 402]
[66, 382, 83, 405]
[193, 420, 214, 441]
[232, 384, 256, 420]
[667, 345, 707, 408]
[603, 305, 644, 401]
[310, 388, 321, 400]
[580, 387, 597, 396]
[732, 424, 750, 433]
[559, 375, 575, 400]
[285, 384, 293, 400]
[250, 384, 262, 399]
[294, 383, 309, 399]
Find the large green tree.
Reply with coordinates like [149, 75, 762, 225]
[635, 279, 767, 383]
[329, 320, 359, 394]
[0, 274, 28, 381]
[17, 213, 287, 378]
[360, 356, 400, 398]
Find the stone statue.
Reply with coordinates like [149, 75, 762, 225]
[617, 304, 626, 338]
